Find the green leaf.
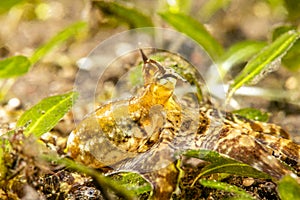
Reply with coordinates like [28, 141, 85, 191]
[272, 26, 300, 71]
[0, 56, 31, 78]
[278, 175, 300, 200]
[29, 21, 87, 64]
[159, 11, 224, 61]
[183, 149, 270, 186]
[165, 0, 192, 13]
[282, 40, 300, 70]
[42, 155, 136, 200]
[199, 179, 255, 200]
[233, 108, 269, 122]
[227, 30, 299, 100]
[93, 1, 153, 28]
[219, 41, 267, 77]
[17, 91, 78, 137]
[272, 26, 295, 41]
[0, 0, 23, 13]
[111, 172, 152, 196]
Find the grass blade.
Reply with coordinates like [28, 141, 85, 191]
[42, 155, 136, 200]
[199, 179, 255, 200]
[227, 30, 299, 101]
[0, 0, 23, 13]
[17, 91, 78, 137]
[111, 172, 151, 196]
[93, 1, 153, 28]
[278, 175, 300, 200]
[159, 11, 224, 61]
[0, 56, 31, 78]
[29, 21, 87, 64]
[184, 149, 270, 186]
[232, 108, 269, 122]
[219, 41, 266, 77]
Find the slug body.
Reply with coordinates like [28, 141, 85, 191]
[67, 50, 300, 199]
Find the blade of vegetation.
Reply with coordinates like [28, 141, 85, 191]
[43, 155, 136, 200]
[0, 0, 23, 13]
[278, 175, 300, 200]
[227, 30, 299, 101]
[183, 149, 270, 186]
[111, 172, 152, 196]
[93, 1, 153, 28]
[0, 56, 31, 78]
[282, 40, 300, 71]
[29, 21, 87, 64]
[219, 41, 266, 77]
[199, 179, 255, 200]
[233, 108, 269, 122]
[159, 11, 224, 61]
[17, 91, 78, 137]
[272, 26, 300, 71]
[165, 0, 192, 13]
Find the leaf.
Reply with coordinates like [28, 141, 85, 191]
[219, 41, 267, 77]
[111, 172, 152, 196]
[165, 0, 192, 13]
[183, 149, 270, 186]
[0, 56, 31, 78]
[0, 0, 23, 13]
[93, 1, 153, 28]
[159, 11, 224, 61]
[272, 26, 300, 71]
[29, 21, 87, 64]
[17, 91, 78, 137]
[42, 155, 136, 200]
[282, 40, 300, 71]
[199, 179, 255, 200]
[233, 108, 269, 122]
[278, 175, 300, 200]
[227, 30, 299, 100]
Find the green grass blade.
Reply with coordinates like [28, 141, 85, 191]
[29, 21, 87, 64]
[0, 56, 31, 78]
[42, 155, 136, 200]
[199, 179, 255, 200]
[93, 1, 153, 28]
[278, 175, 300, 200]
[273, 26, 300, 71]
[184, 149, 270, 186]
[232, 108, 269, 122]
[282, 40, 300, 70]
[219, 41, 267, 77]
[111, 172, 152, 196]
[227, 30, 299, 100]
[0, 0, 23, 14]
[17, 91, 78, 137]
[159, 11, 224, 61]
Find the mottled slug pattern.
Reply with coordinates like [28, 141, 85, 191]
[67, 50, 300, 199]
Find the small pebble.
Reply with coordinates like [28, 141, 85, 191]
[243, 178, 255, 187]
[7, 98, 21, 110]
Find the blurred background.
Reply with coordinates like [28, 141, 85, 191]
[1, 0, 300, 139]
